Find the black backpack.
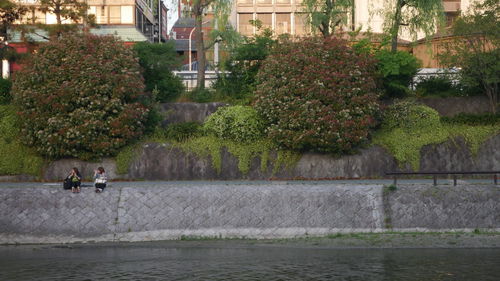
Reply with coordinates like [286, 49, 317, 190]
[63, 178, 72, 190]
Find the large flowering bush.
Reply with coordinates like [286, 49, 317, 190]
[203, 105, 266, 143]
[254, 37, 380, 153]
[12, 34, 150, 159]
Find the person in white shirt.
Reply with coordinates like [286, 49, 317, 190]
[94, 166, 107, 193]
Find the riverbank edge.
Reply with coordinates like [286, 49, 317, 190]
[2, 229, 500, 246]
[2, 231, 500, 249]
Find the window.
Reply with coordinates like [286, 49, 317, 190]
[256, 0, 272, 4]
[237, 0, 253, 4]
[256, 13, 272, 31]
[109, 6, 121, 24]
[238, 13, 254, 36]
[276, 0, 291, 4]
[46, 12, 57, 24]
[276, 13, 291, 35]
[33, 9, 46, 24]
[88, 6, 108, 24]
[294, 13, 308, 36]
[121, 6, 134, 24]
[445, 12, 459, 28]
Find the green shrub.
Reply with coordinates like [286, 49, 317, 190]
[441, 112, 500, 126]
[203, 105, 266, 143]
[0, 105, 43, 176]
[0, 78, 12, 104]
[189, 88, 212, 103]
[375, 101, 499, 170]
[12, 34, 151, 159]
[155, 72, 185, 102]
[254, 37, 380, 153]
[156, 122, 202, 142]
[375, 49, 420, 98]
[415, 75, 462, 97]
[214, 30, 276, 103]
[133, 41, 185, 102]
[382, 100, 440, 130]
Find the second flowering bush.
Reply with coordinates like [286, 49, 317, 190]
[254, 37, 381, 153]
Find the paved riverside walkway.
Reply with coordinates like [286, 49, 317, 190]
[0, 181, 498, 244]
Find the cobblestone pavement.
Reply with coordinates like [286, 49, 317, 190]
[0, 182, 498, 244]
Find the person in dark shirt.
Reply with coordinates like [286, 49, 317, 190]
[68, 167, 82, 193]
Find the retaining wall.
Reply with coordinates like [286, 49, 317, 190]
[0, 183, 498, 244]
[37, 134, 500, 181]
[418, 96, 493, 117]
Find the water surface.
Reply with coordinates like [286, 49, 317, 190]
[1, 241, 499, 280]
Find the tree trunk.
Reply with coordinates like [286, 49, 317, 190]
[56, 4, 62, 38]
[485, 86, 498, 114]
[391, 0, 404, 53]
[195, 13, 205, 90]
[321, 0, 333, 38]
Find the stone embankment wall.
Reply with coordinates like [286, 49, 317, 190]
[419, 96, 493, 117]
[0, 183, 498, 244]
[39, 133, 499, 181]
[159, 102, 226, 126]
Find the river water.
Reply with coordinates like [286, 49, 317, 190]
[1, 241, 499, 280]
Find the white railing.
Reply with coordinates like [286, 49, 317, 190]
[173, 70, 221, 89]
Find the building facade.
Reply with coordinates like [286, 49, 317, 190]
[1, 0, 168, 77]
[232, 0, 470, 41]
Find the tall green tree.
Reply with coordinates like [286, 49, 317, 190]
[187, 0, 234, 89]
[439, 0, 499, 113]
[383, 0, 444, 52]
[37, 0, 94, 38]
[0, 0, 27, 41]
[133, 41, 185, 102]
[214, 27, 275, 102]
[302, 0, 353, 38]
[0, 0, 27, 70]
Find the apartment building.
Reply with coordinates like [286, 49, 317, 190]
[9, 0, 166, 42]
[1, 0, 168, 77]
[232, 0, 470, 41]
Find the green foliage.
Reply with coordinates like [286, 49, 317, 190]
[115, 144, 140, 175]
[0, 105, 43, 176]
[272, 150, 302, 174]
[214, 30, 276, 103]
[12, 34, 151, 159]
[35, 0, 95, 38]
[374, 101, 499, 170]
[188, 88, 212, 103]
[415, 75, 481, 98]
[302, 0, 353, 38]
[383, 184, 398, 192]
[133, 41, 185, 102]
[382, 100, 440, 130]
[153, 122, 203, 142]
[439, 0, 499, 113]
[255, 37, 381, 154]
[177, 136, 224, 173]
[0, 0, 28, 40]
[0, 78, 12, 104]
[382, 0, 444, 52]
[375, 49, 420, 98]
[415, 75, 459, 97]
[441, 113, 500, 126]
[203, 106, 266, 143]
[147, 134, 299, 175]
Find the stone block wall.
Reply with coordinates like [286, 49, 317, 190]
[0, 183, 498, 244]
